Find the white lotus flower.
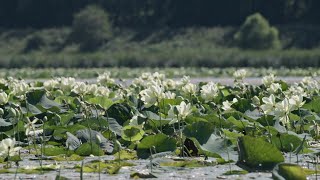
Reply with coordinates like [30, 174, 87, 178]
[0, 138, 21, 157]
[200, 82, 219, 102]
[261, 94, 276, 115]
[274, 98, 293, 125]
[151, 72, 165, 81]
[233, 69, 247, 80]
[176, 76, 190, 87]
[164, 91, 176, 99]
[24, 118, 43, 137]
[176, 101, 192, 119]
[59, 77, 76, 91]
[163, 79, 176, 89]
[0, 78, 7, 85]
[0, 92, 8, 105]
[262, 74, 275, 87]
[10, 81, 29, 96]
[301, 76, 319, 94]
[141, 72, 152, 80]
[97, 72, 115, 85]
[72, 82, 88, 95]
[289, 95, 305, 110]
[96, 86, 110, 97]
[222, 98, 238, 111]
[284, 84, 306, 97]
[43, 79, 59, 91]
[267, 83, 281, 94]
[251, 96, 260, 107]
[182, 83, 197, 95]
[140, 84, 164, 108]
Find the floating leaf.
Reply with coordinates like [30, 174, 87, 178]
[272, 163, 306, 180]
[75, 142, 104, 156]
[237, 136, 284, 170]
[184, 121, 215, 144]
[199, 133, 237, 160]
[121, 125, 144, 141]
[114, 149, 137, 160]
[43, 146, 67, 156]
[137, 133, 176, 159]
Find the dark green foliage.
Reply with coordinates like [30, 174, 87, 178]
[0, 0, 319, 28]
[24, 34, 45, 52]
[70, 5, 112, 51]
[234, 13, 281, 50]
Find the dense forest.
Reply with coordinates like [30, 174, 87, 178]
[0, 0, 319, 29]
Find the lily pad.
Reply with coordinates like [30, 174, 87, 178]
[222, 170, 248, 175]
[121, 125, 144, 142]
[160, 159, 216, 167]
[137, 133, 176, 159]
[272, 163, 307, 180]
[237, 136, 284, 170]
[75, 142, 104, 156]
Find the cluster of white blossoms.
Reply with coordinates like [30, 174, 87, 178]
[8, 80, 30, 97]
[97, 72, 115, 85]
[233, 69, 247, 80]
[71, 82, 110, 96]
[0, 138, 21, 158]
[284, 83, 306, 97]
[43, 79, 59, 91]
[301, 76, 319, 95]
[43, 76, 112, 97]
[200, 82, 219, 102]
[182, 83, 197, 95]
[267, 83, 281, 94]
[58, 77, 76, 91]
[133, 72, 166, 88]
[262, 73, 276, 87]
[139, 84, 165, 108]
[261, 94, 305, 125]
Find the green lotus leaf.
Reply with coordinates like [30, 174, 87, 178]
[75, 142, 104, 156]
[121, 125, 144, 141]
[87, 96, 114, 110]
[272, 163, 306, 180]
[137, 133, 176, 159]
[303, 96, 320, 113]
[26, 89, 62, 112]
[237, 136, 284, 170]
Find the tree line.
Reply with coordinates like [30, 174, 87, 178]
[0, 0, 319, 29]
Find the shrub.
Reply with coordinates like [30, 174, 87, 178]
[24, 34, 45, 52]
[234, 13, 281, 50]
[70, 5, 112, 51]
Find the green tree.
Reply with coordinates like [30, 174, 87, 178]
[234, 13, 281, 50]
[70, 5, 112, 51]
